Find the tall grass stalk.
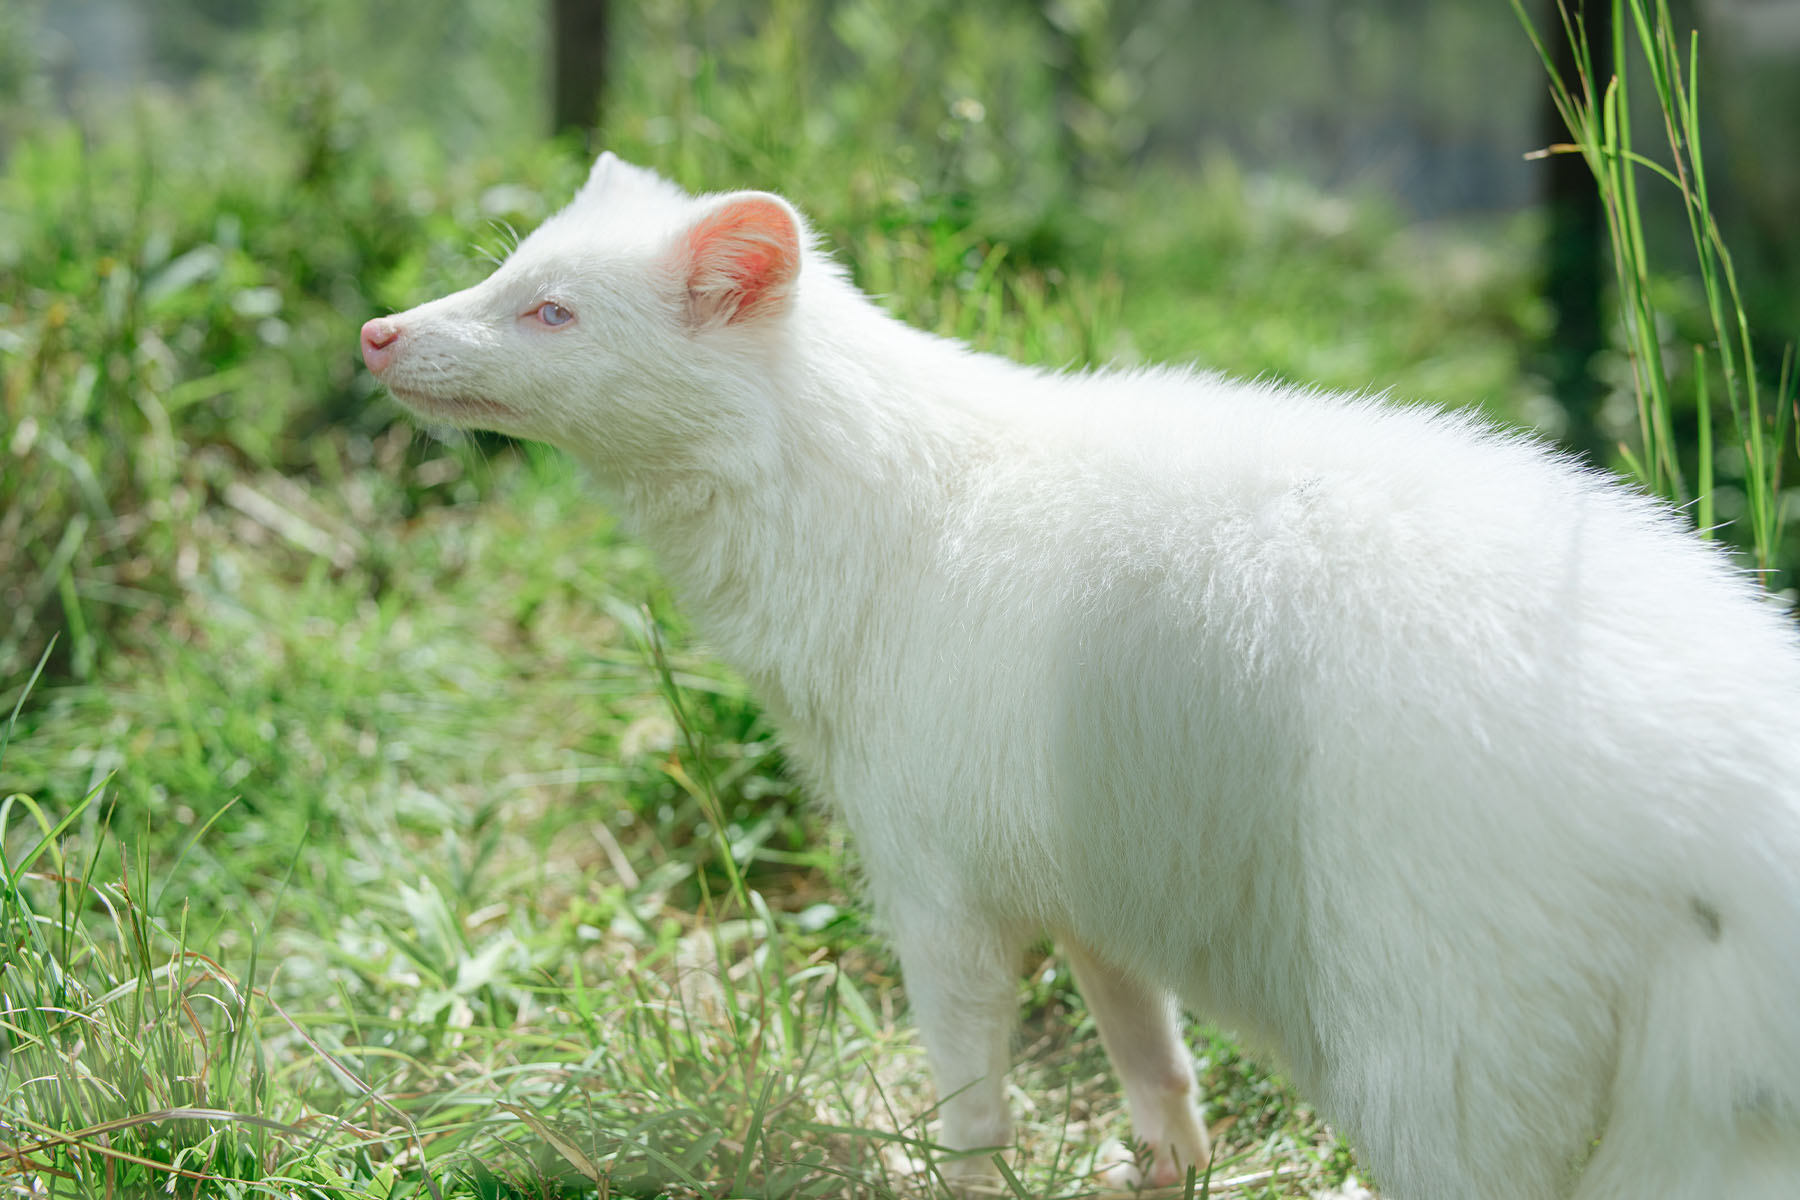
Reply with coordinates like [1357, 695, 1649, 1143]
[1512, 0, 1797, 577]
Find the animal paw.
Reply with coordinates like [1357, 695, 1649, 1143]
[1091, 1137, 1209, 1192]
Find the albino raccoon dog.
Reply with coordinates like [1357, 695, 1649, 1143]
[362, 153, 1800, 1200]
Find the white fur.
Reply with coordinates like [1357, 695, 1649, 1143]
[369, 154, 1800, 1199]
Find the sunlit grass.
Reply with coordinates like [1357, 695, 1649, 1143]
[4, 439, 1361, 1197]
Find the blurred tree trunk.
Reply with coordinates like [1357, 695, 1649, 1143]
[1039, 1, 1100, 193]
[1541, 0, 1611, 461]
[552, 0, 610, 141]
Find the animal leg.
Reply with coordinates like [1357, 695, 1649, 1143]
[889, 904, 1025, 1189]
[1063, 938, 1210, 1188]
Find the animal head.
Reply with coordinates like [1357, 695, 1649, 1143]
[360, 153, 809, 471]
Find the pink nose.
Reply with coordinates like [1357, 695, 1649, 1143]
[361, 317, 401, 373]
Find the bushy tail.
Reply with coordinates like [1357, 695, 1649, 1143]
[1575, 861, 1800, 1200]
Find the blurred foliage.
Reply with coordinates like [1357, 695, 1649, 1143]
[0, 98, 561, 680]
[0, 0, 1148, 685]
[4, 0, 1785, 693]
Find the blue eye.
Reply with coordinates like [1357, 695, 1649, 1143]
[534, 301, 575, 327]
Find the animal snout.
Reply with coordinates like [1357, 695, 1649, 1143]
[360, 317, 401, 373]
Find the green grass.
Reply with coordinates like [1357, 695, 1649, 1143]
[10, 1, 1786, 1197]
[3, 443, 1359, 1198]
[1514, 0, 1800, 583]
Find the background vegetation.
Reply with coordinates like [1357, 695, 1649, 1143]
[3, 1, 1795, 1197]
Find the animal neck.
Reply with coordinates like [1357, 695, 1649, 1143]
[600, 277, 1005, 728]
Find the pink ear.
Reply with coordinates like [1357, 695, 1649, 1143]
[680, 193, 801, 327]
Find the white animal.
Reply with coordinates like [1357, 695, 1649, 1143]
[361, 153, 1800, 1199]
